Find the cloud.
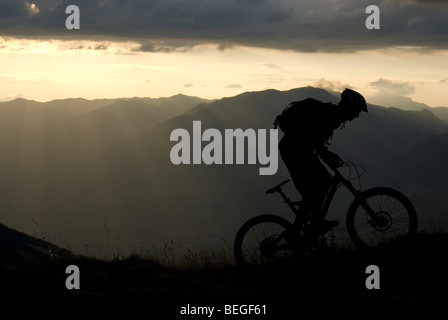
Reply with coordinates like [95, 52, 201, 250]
[312, 78, 351, 92]
[0, 0, 447, 52]
[414, 0, 448, 4]
[225, 84, 242, 89]
[369, 78, 417, 95]
[69, 45, 85, 50]
[0, 93, 27, 102]
[88, 44, 108, 50]
[71, 43, 108, 50]
[262, 63, 281, 69]
[0, 37, 7, 49]
[130, 40, 194, 53]
[25, 2, 40, 16]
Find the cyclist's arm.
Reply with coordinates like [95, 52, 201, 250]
[316, 145, 343, 168]
[315, 144, 330, 158]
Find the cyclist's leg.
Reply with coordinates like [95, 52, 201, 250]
[280, 143, 322, 216]
[279, 140, 309, 199]
[304, 156, 338, 234]
[295, 151, 331, 211]
[279, 137, 335, 230]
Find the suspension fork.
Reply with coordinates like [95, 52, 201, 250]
[341, 176, 378, 219]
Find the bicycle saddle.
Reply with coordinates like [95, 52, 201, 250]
[265, 179, 290, 194]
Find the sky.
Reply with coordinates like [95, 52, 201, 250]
[1, 0, 448, 107]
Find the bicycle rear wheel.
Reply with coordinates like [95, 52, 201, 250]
[346, 187, 418, 248]
[234, 215, 296, 266]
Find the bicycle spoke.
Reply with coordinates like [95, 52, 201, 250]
[235, 216, 296, 266]
[348, 188, 417, 248]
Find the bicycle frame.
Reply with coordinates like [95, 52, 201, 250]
[320, 168, 360, 218]
[235, 162, 418, 265]
[274, 166, 376, 228]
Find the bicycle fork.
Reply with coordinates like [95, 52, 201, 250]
[342, 180, 379, 222]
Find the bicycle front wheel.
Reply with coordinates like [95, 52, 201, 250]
[234, 215, 296, 266]
[346, 187, 418, 249]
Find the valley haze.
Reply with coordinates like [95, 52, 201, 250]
[1, 86, 447, 258]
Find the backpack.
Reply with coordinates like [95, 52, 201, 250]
[274, 98, 317, 136]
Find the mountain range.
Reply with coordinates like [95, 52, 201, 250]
[0, 87, 447, 256]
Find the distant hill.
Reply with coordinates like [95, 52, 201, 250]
[108, 87, 448, 251]
[431, 107, 448, 123]
[1, 87, 447, 256]
[367, 93, 448, 124]
[397, 131, 448, 186]
[368, 94, 430, 111]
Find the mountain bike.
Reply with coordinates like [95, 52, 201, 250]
[234, 160, 418, 266]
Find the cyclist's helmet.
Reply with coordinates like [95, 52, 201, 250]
[340, 88, 368, 113]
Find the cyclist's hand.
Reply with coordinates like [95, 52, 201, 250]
[323, 152, 344, 169]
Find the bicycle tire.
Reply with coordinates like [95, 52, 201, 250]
[346, 187, 418, 249]
[234, 215, 296, 266]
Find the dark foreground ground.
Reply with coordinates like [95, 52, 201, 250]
[1, 223, 447, 317]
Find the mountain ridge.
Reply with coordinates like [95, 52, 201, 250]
[1, 87, 447, 256]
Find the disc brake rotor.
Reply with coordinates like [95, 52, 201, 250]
[369, 211, 392, 232]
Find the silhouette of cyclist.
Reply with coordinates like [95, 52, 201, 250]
[276, 89, 368, 236]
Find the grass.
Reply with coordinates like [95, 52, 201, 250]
[2, 229, 448, 315]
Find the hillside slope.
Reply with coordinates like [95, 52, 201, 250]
[1, 223, 447, 313]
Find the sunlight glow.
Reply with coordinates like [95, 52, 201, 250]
[1, 37, 448, 106]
